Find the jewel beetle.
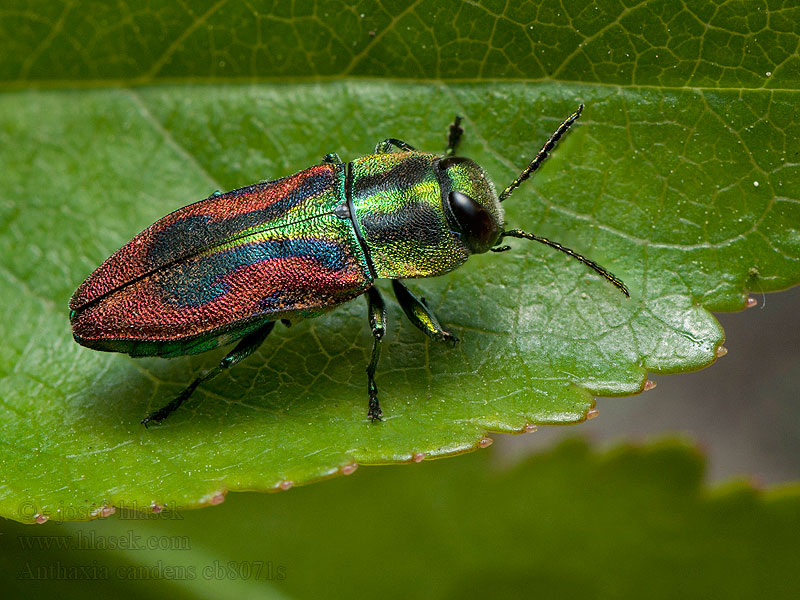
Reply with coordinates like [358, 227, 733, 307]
[69, 105, 628, 426]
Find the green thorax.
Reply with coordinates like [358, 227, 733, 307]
[349, 152, 471, 279]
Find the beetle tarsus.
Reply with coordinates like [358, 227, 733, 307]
[438, 331, 459, 347]
[368, 390, 383, 422]
[446, 115, 464, 156]
[141, 381, 200, 427]
[140, 322, 276, 425]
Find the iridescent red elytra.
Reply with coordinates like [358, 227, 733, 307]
[69, 106, 628, 426]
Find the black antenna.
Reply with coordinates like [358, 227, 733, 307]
[498, 229, 629, 297]
[499, 104, 583, 202]
[494, 105, 629, 298]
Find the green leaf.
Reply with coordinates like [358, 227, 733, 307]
[3, 439, 799, 598]
[1, 1, 798, 522]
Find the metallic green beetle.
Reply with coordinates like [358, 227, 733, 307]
[70, 104, 628, 425]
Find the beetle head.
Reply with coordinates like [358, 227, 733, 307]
[478, 104, 628, 297]
[436, 156, 503, 255]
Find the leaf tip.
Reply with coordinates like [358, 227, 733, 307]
[205, 492, 226, 505]
[90, 505, 116, 518]
[340, 463, 358, 475]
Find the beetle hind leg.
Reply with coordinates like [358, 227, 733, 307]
[374, 138, 416, 154]
[391, 280, 459, 346]
[141, 322, 276, 427]
[140, 379, 201, 428]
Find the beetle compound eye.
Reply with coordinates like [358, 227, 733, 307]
[447, 190, 500, 253]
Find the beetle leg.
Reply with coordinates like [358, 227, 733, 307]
[365, 287, 387, 422]
[445, 115, 464, 157]
[391, 280, 459, 346]
[141, 322, 276, 427]
[322, 152, 342, 164]
[374, 138, 417, 154]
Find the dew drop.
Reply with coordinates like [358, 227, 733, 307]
[412, 452, 426, 463]
[279, 480, 294, 491]
[523, 423, 538, 433]
[716, 345, 728, 358]
[479, 437, 494, 448]
[210, 493, 226, 505]
[766, 71, 772, 77]
[753, 181, 759, 187]
[151, 503, 164, 514]
[586, 408, 600, 420]
[34, 514, 49, 524]
[746, 296, 758, 308]
[643, 379, 657, 391]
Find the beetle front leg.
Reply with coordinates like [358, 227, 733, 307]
[391, 280, 459, 346]
[365, 287, 387, 422]
[374, 138, 417, 154]
[141, 321, 276, 427]
[445, 115, 464, 156]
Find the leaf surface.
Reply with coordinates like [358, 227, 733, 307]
[0, 0, 797, 521]
[4, 440, 799, 599]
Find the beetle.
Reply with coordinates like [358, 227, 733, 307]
[69, 104, 628, 426]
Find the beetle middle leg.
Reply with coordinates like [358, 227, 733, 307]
[374, 138, 416, 154]
[141, 321, 276, 426]
[391, 280, 459, 346]
[365, 287, 387, 422]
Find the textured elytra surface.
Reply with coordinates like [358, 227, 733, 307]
[0, 0, 798, 522]
[69, 164, 373, 355]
